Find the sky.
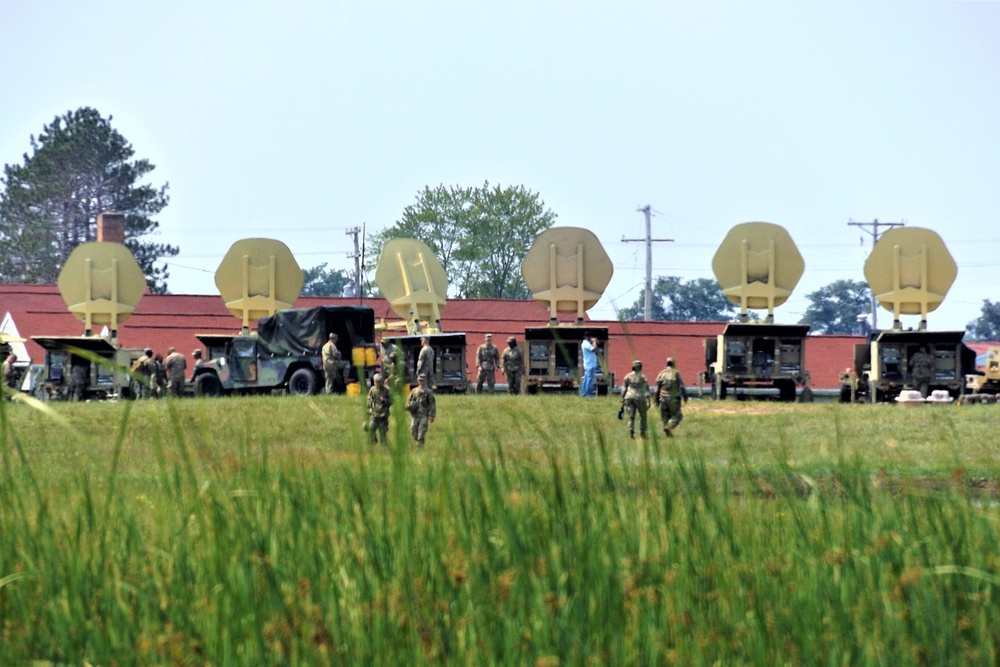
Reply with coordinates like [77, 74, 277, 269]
[2, 1, 998, 332]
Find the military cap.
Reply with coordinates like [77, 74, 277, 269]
[507, 336, 516, 343]
[144, 347, 153, 355]
[485, 333, 493, 339]
[632, 360, 642, 371]
[417, 373, 427, 381]
[329, 333, 338, 340]
[167, 347, 176, 353]
[666, 357, 675, 367]
[373, 373, 382, 383]
[192, 349, 202, 358]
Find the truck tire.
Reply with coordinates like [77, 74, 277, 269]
[194, 373, 223, 397]
[839, 385, 852, 403]
[712, 377, 727, 401]
[288, 368, 318, 396]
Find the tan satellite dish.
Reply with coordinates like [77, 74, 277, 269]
[521, 227, 613, 323]
[374, 238, 448, 334]
[57, 241, 146, 334]
[215, 238, 304, 332]
[712, 222, 804, 321]
[864, 227, 956, 329]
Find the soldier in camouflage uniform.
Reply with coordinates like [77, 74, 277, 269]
[164, 347, 187, 398]
[367, 372, 392, 445]
[621, 360, 650, 439]
[417, 336, 435, 384]
[405, 373, 436, 446]
[909, 345, 935, 398]
[654, 357, 688, 437]
[131, 348, 155, 399]
[379, 339, 399, 391]
[322, 333, 345, 394]
[475, 333, 500, 394]
[501, 336, 524, 395]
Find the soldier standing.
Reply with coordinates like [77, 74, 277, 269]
[2, 354, 18, 398]
[192, 349, 205, 375]
[405, 373, 436, 447]
[475, 333, 500, 394]
[909, 345, 935, 398]
[132, 348, 155, 398]
[417, 336, 435, 384]
[621, 360, 650, 439]
[69, 357, 89, 402]
[152, 353, 167, 398]
[501, 336, 524, 395]
[322, 333, 344, 394]
[654, 357, 688, 437]
[379, 339, 399, 391]
[164, 347, 187, 398]
[367, 372, 392, 445]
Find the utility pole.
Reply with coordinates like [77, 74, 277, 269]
[848, 218, 905, 332]
[345, 226, 362, 298]
[622, 205, 674, 321]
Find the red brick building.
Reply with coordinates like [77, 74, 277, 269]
[2, 283, 867, 390]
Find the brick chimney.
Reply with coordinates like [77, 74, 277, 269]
[96, 211, 126, 244]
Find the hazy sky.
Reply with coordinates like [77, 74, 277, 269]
[2, 1, 998, 331]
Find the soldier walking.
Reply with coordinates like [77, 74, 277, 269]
[132, 348, 155, 399]
[417, 336, 435, 384]
[621, 360, 650, 439]
[367, 372, 392, 445]
[501, 336, 524, 395]
[654, 357, 688, 437]
[909, 345, 935, 398]
[405, 373, 436, 446]
[164, 347, 187, 398]
[475, 333, 500, 394]
[322, 333, 344, 394]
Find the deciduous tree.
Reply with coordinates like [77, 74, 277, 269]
[370, 182, 556, 299]
[967, 299, 1000, 341]
[799, 279, 871, 334]
[0, 107, 177, 292]
[618, 276, 739, 321]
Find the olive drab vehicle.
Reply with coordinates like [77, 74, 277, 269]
[838, 227, 975, 403]
[30, 216, 147, 401]
[520, 227, 613, 395]
[191, 238, 378, 397]
[700, 222, 812, 401]
[962, 347, 1000, 404]
[373, 238, 468, 393]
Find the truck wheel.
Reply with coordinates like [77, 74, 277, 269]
[194, 373, 223, 397]
[839, 385, 852, 403]
[778, 380, 796, 402]
[712, 377, 727, 401]
[288, 368, 318, 396]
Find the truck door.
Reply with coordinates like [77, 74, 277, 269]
[231, 338, 258, 385]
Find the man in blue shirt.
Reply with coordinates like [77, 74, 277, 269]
[580, 331, 598, 397]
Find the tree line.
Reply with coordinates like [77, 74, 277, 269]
[2, 107, 998, 339]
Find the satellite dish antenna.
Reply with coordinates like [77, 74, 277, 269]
[57, 241, 147, 337]
[215, 238, 304, 334]
[863, 227, 956, 330]
[521, 227, 613, 323]
[374, 238, 449, 334]
[712, 222, 804, 322]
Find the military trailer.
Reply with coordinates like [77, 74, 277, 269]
[962, 346, 1000, 404]
[838, 330, 975, 403]
[524, 326, 610, 395]
[701, 323, 810, 401]
[381, 332, 468, 393]
[31, 335, 145, 401]
[192, 305, 378, 397]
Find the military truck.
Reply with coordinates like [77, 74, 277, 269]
[31, 335, 145, 401]
[959, 346, 999, 404]
[525, 325, 610, 395]
[838, 330, 975, 403]
[702, 323, 810, 401]
[380, 332, 468, 393]
[191, 305, 378, 397]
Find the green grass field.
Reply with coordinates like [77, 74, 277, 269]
[2, 393, 999, 665]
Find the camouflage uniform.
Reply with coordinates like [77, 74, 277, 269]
[621, 363, 650, 438]
[654, 359, 688, 436]
[132, 349, 155, 399]
[475, 336, 500, 394]
[69, 361, 89, 402]
[405, 377, 436, 446]
[380, 340, 399, 390]
[152, 355, 167, 398]
[322, 335, 344, 394]
[909, 347, 935, 398]
[501, 337, 524, 395]
[417, 339, 435, 383]
[367, 373, 392, 445]
[164, 348, 187, 398]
